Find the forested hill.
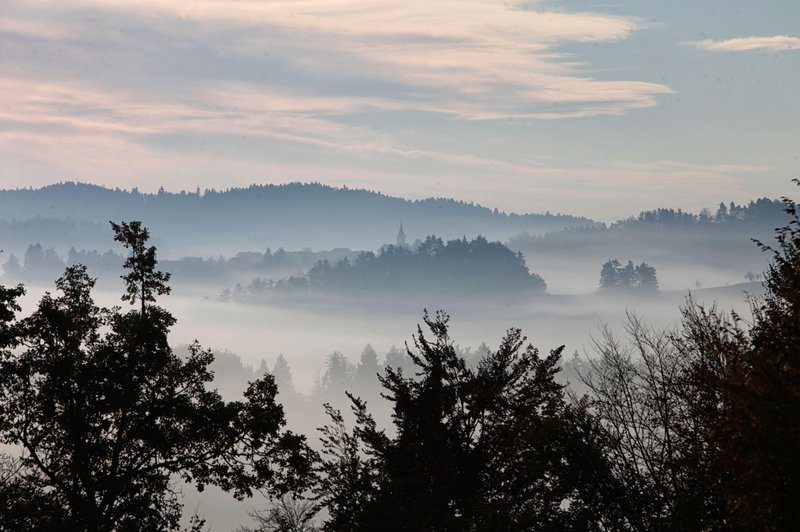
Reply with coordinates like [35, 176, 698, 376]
[229, 235, 547, 301]
[508, 198, 787, 271]
[0, 182, 594, 255]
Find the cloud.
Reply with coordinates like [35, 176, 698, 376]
[0, 1, 673, 190]
[0, 0, 702, 220]
[0, 0, 669, 122]
[691, 35, 800, 52]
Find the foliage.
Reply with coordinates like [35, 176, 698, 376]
[675, 182, 800, 530]
[0, 222, 315, 530]
[598, 259, 658, 291]
[314, 311, 627, 531]
[508, 198, 785, 272]
[0, 453, 70, 531]
[238, 235, 546, 298]
[111, 221, 172, 314]
[584, 183, 800, 530]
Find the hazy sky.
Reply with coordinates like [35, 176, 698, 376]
[1, 0, 798, 220]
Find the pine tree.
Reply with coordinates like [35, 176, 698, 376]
[599, 259, 621, 289]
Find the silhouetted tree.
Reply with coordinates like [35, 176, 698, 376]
[239, 496, 318, 532]
[315, 312, 628, 531]
[582, 315, 727, 530]
[261, 235, 546, 297]
[583, 183, 800, 530]
[353, 344, 380, 400]
[0, 222, 315, 530]
[0, 453, 70, 530]
[111, 220, 171, 316]
[635, 263, 658, 290]
[272, 354, 296, 395]
[314, 399, 383, 531]
[599, 259, 621, 289]
[599, 259, 658, 291]
[676, 183, 800, 530]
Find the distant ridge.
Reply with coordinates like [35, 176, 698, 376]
[0, 182, 596, 255]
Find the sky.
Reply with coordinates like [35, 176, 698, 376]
[1, 0, 798, 220]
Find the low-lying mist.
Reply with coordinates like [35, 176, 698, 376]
[1, 190, 783, 530]
[6, 258, 768, 531]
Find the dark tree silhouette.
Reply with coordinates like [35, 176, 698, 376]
[581, 314, 727, 530]
[599, 259, 621, 289]
[248, 235, 546, 298]
[583, 183, 800, 530]
[314, 312, 628, 531]
[676, 182, 800, 530]
[110, 221, 171, 316]
[598, 259, 658, 291]
[238, 495, 318, 532]
[635, 263, 658, 290]
[0, 222, 315, 531]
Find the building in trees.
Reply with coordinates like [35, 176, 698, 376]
[396, 222, 407, 248]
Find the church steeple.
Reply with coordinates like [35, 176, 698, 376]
[396, 221, 407, 247]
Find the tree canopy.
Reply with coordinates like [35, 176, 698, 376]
[583, 183, 800, 530]
[314, 311, 628, 531]
[0, 222, 315, 531]
[239, 235, 546, 299]
[598, 259, 658, 291]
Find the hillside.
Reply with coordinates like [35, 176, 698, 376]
[0, 182, 594, 256]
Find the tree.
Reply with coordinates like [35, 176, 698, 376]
[715, 201, 728, 221]
[354, 344, 379, 386]
[0, 453, 70, 530]
[581, 315, 727, 530]
[314, 352, 354, 405]
[635, 262, 658, 290]
[2, 254, 21, 279]
[583, 182, 800, 530]
[599, 259, 658, 291]
[314, 399, 383, 531]
[599, 259, 621, 289]
[352, 344, 381, 401]
[383, 345, 413, 375]
[677, 182, 800, 530]
[0, 222, 315, 530]
[619, 260, 637, 288]
[272, 354, 295, 394]
[315, 312, 628, 531]
[238, 496, 318, 532]
[110, 220, 171, 316]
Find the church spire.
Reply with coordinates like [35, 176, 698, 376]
[397, 220, 407, 247]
